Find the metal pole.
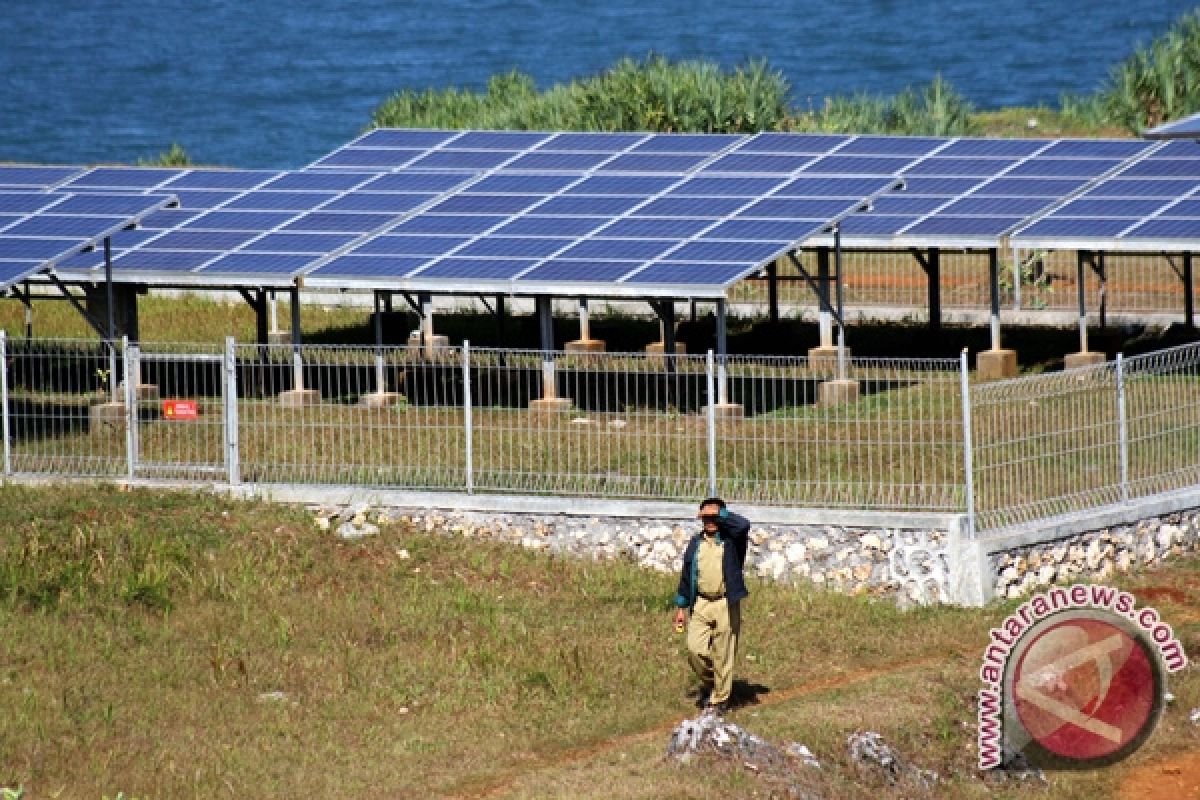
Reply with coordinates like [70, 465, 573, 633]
[290, 285, 303, 391]
[537, 296, 556, 400]
[816, 248, 833, 348]
[1184, 252, 1194, 329]
[419, 292, 434, 357]
[706, 349, 717, 496]
[578, 298, 591, 341]
[1076, 251, 1089, 353]
[373, 290, 386, 394]
[766, 260, 779, 325]
[105, 237, 118, 400]
[834, 227, 847, 382]
[463, 340, 473, 493]
[715, 299, 728, 405]
[123, 337, 136, 480]
[224, 336, 241, 486]
[269, 290, 279, 335]
[1116, 353, 1129, 503]
[21, 284, 31, 339]
[1010, 246, 1022, 311]
[927, 248, 942, 331]
[0, 330, 10, 476]
[988, 249, 1002, 351]
[959, 349, 976, 537]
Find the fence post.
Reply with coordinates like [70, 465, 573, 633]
[706, 349, 717, 496]
[1116, 353, 1129, 502]
[225, 337, 241, 486]
[959, 350, 976, 537]
[0, 330, 10, 476]
[123, 337, 137, 480]
[463, 340, 473, 494]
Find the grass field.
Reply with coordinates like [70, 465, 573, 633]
[2, 484, 1199, 799]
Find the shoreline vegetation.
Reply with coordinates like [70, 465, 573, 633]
[141, 10, 1200, 168]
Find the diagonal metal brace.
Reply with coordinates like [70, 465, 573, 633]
[786, 250, 842, 327]
[45, 274, 108, 339]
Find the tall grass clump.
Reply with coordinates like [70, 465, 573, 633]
[1097, 10, 1200, 131]
[801, 74, 977, 135]
[136, 143, 192, 167]
[371, 55, 792, 133]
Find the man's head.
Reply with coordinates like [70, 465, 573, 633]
[698, 496, 726, 534]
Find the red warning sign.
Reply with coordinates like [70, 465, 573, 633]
[163, 399, 199, 420]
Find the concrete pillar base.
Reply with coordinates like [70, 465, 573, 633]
[808, 345, 849, 372]
[89, 402, 127, 433]
[118, 382, 160, 403]
[267, 331, 292, 346]
[705, 403, 745, 419]
[976, 349, 1018, 381]
[818, 379, 860, 407]
[529, 397, 573, 413]
[645, 341, 686, 356]
[359, 392, 405, 409]
[278, 388, 321, 407]
[407, 334, 449, 351]
[565, 338, 606, 353]
[1064, 351, 1106, 370]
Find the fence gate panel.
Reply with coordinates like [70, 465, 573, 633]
[132, 350, 227, 480]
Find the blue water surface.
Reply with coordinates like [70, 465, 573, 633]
[0, 1, 1194, 169]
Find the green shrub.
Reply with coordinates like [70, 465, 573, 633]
[1098, 11, 1200, 131]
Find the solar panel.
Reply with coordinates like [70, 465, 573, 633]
[0, 165, 86, 189]
[0, 190, 175, 291]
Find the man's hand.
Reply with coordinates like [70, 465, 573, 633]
[673, 608, 687, 631]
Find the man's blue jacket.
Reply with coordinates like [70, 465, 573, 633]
[672, 509, 751, 610]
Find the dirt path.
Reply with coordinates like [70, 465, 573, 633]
[445, 653, 957, 800]
[1119, 751, 1200, 800]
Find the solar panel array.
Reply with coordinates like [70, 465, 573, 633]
[6, 128, 1200, 299]
[1012, 139, 1200, 250]
[1144, 112, 1200, 140]
[0, 190, 175, 292]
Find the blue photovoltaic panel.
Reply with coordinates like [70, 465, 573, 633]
[418, 258, 534, 279]
[519, 259, 636, 282]
[459, 237, 570, 258]
[428, 194, 543, 214]
[742, 198, 865, 219]
[558, 238, 676, 260]
[597, 217, 711, 239]
[182, 210, 295, 231]
[282, 212, 393, 233]
[781, 176, 905, 197]
[935, 139, 1046, 157]
[633, 197, 746, 218]
[896, 176, 985, 195]
[1121, 158, 1200, 177]
[493, 216, 608, 236]
[321, 193, 432, 213]
[451, 131, 550, 150]
[1127, 218, 1200, 238]
[801, 155, 913, 174]
[565, 175, 677, 195]
[705, 218, 825, 240]
[668, 176, 785, 196]
[409, 150, 515, 170]
[701, 153, 815, 173]
[598, 154, 710, 173]
[242, 232, 359, 253]
[164, 170, 280, 189]
[869, 195, 948, 214]
[504, 152, 611, 171]
[0, 165, 85, 188]
[0, 193, 68, 214]
[197, 253, 315, 275]
[334, 234, 466, 257]
[1055, 198, 1166, 217]
[1039, 140, 1151, 158]
[1156, 139, 1200, 156]
[735, 133, 849, 153]
[1162, 199, 1200, 216]
[113, 249, 216, 271]
[1007, 158, 1124, 177]
[63, 167, 183, 189]
[1144, 113, 1200, 139]
[535, 195, 645, 216]
[904, 216, 1026, 235]
[393, 214, 507, 234]
[1018, 217, 1135, 238]
[837, 136, 946, 156]
[143, 230, 260, 250]
[971, 178, 1089, 196]
[838, 214, 919, 235]
[632, 134, 740, 153]
[318, 254, 428, 277]
[937, 196, 1052, 216]
[627, 262, 751, 285]
[224, 191, 334, 211]
[0, 236, 88, 260]
[669, 240, 783, 262]
[903, 158, 1018, 176]
[362, 172, 477, 192]
[169, 190, 242, 209]
[467, 173, 578, 194]
[355, 129, 459, 148]
[1081, 178, 1199, 197]
[265, 171, 375, 191]
[314, 148, 423, 168]
[536, 132, 646, 151]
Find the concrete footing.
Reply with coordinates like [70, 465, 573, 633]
[278, 388, 322, 407]
[1064, 351, 1106, 370]
[529, 397, 573, 413]
[976, 348, 1018, 381]
[359, 392, 405, 409]
[565, 338, 606, 353]
[118, 382, 160, 403]
[818, 379, 860, 407]
[407, 334, 449, 351]
[268, 331, 291, 346]
[89, 402, 126, 433]
[645, 342, 685, 356]
[705, 403, 745, 419]
[807, 345, 849, 372]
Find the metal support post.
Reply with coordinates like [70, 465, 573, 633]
[1010, 246, 1022, 310]
[123, 337, 137, 480]
[988, 249, 1002, 350]
[705, 349, 718, 496]
[1097, 252, 1108, 330]
[816, 248, 833, 348]
[419, 292, 434, 356]
[224, 336, 241, 486]
[1076, 251, 1089, 353]
[373, 290, 386, 393]
[269, 290, 280, 335]
[1184, 252, 1195, 329]
[537, 296, 556, 399]
[661, 300, 676, 359]
[766, 260, 779, 325]
[959, 350, 975, 538]
[834, 227, 847, 382]
[105, 237, 118, 401]
[1116, 353, 1129, 502]
[715, 299, 729, 405]
[926, 248, 942, 330]
[21, 283, 31, 339]
[0, 330, 10, 476]
[578, 298, 591, 341]
[463, 341, 474, 493]
[290, 285, 304, 391]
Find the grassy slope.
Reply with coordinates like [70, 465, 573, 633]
[1, 485, 1198, 799]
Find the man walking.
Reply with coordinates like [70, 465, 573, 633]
[672, 497, 751, 714]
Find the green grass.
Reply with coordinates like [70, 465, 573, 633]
[2, 485, 1199, 798]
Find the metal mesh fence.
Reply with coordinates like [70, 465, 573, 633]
[970, 341, 1200, 533]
